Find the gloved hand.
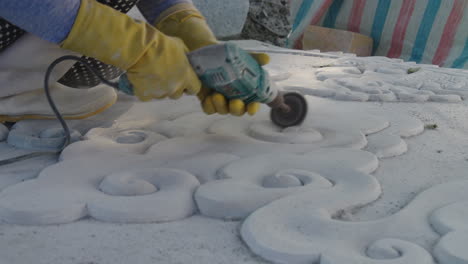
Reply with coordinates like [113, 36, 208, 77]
[60, 0, 201, 101]
[195, 53, 270, 116]
[155, 5, 270, 116]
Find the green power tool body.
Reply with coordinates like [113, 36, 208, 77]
[187, 43, 308, 128]
[188, 43, 276, 104]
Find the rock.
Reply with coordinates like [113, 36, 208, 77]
[193, 0, 250, 38]
[241, 0, 292, 46]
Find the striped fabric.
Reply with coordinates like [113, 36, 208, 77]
[287, 0, 334, 49]
[288, 0, 468, 69]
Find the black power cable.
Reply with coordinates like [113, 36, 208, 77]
[44, 55, 120, 150]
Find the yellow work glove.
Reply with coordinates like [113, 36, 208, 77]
[60, 0, 201, 101]
[155, 4, 270, 116]
[195, 53, 270, 116]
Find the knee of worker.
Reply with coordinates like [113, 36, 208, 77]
[0, 33, 80, 97]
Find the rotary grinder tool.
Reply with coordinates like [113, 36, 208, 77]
[0, 43, 309, 166]
[186, 43, 308, 128]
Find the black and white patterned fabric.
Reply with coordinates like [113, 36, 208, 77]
[0, 0, 140, 88]
[97, 0, 139, 13]
[58, 56, 125, 88]
[0, 19, 26, 53]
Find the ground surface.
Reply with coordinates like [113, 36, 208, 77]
[0, 41, 467, 264]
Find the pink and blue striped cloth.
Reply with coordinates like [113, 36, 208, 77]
[288, 0, 468, 69]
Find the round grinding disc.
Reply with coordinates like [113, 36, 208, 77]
[270, 92, 308, 128]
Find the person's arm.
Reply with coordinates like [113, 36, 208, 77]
[137, 0, 268, 116]
[0, 0, 80, 43]
[138, 0, 217, 51]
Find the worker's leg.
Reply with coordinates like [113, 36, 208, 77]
[0, 34, 117, 121]
[0, 33, 117, 122]
[0, 33, 79, 97]
[0, 0, 144, 121]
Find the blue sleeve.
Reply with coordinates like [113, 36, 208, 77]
[0, 0, 80, 44]
[137, 0, 193, 24]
